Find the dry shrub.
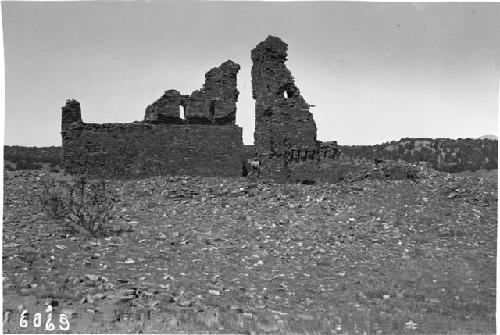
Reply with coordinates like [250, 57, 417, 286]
[40, 176, 119, 237]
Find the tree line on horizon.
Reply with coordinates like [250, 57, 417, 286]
[4, 145, 62, 171]
[338, 137, 497, 173]
[3, 138, 498, 173]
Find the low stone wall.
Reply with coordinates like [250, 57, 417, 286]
[62, 120, 243, 179]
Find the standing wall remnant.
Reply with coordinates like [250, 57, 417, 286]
[62, 61, 244, 179]
[62, 38, 339, 181]
[251, 36, 320, 183]
[144, 60, 240, 125]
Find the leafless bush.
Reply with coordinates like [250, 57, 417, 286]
[40, 176, 119, 237]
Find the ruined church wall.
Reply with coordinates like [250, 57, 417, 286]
[145, 60, 240, 125]
[61, 39, 338, 182]
[62, 59, 244, 179]
[251, 36, 321, 183]
[62, 121, 243, 179]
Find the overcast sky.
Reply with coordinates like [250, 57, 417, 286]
[2, 1, 499, 146]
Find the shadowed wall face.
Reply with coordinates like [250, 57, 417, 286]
[62, 117, 243, 179]
[251, 36, 320, 183]
[61, 61, 244, 179]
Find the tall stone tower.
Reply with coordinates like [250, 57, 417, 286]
[251, 36, 319, 183]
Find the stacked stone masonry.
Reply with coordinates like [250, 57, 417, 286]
[61, 37, 338, 181]
[62, 60, 244, 179]
[252, 35, 329, 183]
[144, 60, 240, 125]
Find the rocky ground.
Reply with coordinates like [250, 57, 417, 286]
[2, 164, 497, 334]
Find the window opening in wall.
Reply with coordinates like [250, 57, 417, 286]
[279, 84, 296, 99]
[179, 105, 185, 120]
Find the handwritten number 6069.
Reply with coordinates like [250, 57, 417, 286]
[19, 310, 70, 331]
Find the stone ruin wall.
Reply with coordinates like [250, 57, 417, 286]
[144, 61, 240, 125]
[62, 61, 244, 179]
[251, 36, 338, 183]
[62, 36, 339, 182]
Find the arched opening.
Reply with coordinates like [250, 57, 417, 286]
[278, 83, 298, 99]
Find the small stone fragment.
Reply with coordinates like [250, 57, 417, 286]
[209, 290, 221, 296]
[84, 274, 99, 281]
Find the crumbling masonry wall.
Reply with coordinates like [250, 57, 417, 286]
[252, 36, 322, 183]
[62, 61, 244, 179]
[62, 38, 339, 181]
[144, 61, 240, 125]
